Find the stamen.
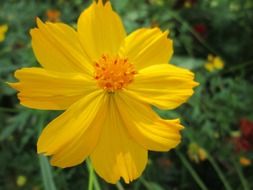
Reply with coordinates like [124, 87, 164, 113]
[94, 55, 136, 92]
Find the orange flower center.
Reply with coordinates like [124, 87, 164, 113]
[94, 55, 136, 92]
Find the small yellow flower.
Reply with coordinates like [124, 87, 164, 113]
[149, 0, 164, 6]
[188, 143, 207, 163]
[46, 9, 61, 22]
[0, 24, 8, 42]
[204, 54, 224, 72]
[9, 0, 198, 183]
[239, 156, 251, 166]
[16, 175, 27, 187]
[213, 57, 224, 69]
[198, 148, 207, 161]
[184, 2, 192, 8]
[204, 62, 215, 72]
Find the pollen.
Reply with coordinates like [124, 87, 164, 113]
[94, 55, 136, 92]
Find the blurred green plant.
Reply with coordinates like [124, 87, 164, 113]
[0, 0, 253, 189]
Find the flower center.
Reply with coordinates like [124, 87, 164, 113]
[94, 55, 136, 92]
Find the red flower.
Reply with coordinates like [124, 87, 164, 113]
[193, 23, 207, 37]
[234, 119, 253, 152]
[240, 119, 253, 138]
[235, 138, 251, 152]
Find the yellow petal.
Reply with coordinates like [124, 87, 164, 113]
[77, 1, 126, 61]
[204, 62, 215, 72]
[90, 96, 147, 184]
[213, 57, 224, 69]
[119, 28, 173, 70]
[0, 24, 8, 42]
[0, 24, 8, 33]
[38, 90, 106, 167]
[115, 92, 183, 151]
[31, 18, 93, 74]
[126, 64, 198, 110]
[9, 68, 97, 110]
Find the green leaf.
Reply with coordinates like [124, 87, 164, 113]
[171, 56, 205, 70]
[140, 178, 165, 190]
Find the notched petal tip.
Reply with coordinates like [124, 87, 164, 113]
[120, 28, 173, 70]
[34, 17, 55, 29]
[50, 158, 69, 169]
[77, 0, 125, 61]
[35, 17, 44, 28]
[95, 0, 111, 7]
[193, 80, 200, 87]
[5, 82, 17, 89]
[165, 118, 184, 130]
[7, 69, 23, 90]
[164, 29, 170, 35]
[29, 17, 43, 36]
[37, 138, 50, 155]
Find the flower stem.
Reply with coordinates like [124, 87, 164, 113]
[116, 181, 125, 190]
[37, 114, 57, 190]
[231, 158, 250, 190]
[87, 159, 101, 190]
[87, 161, 94, 190]
[175, 150, 208, 190]
[207, 153, 232, 190]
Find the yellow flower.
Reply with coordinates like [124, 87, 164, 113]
[204, 54, 224, 72]
[0, 24, 8, 42]
[239, 156, 251, 166]
[9, 0, 198, 183]
[46, 9, 61, 22]
[188, 143, 207, 163]
[213, 56, 224, 69]
[184, 2, 192, 8]
[198, 148, 207, 161]
[204, 62, 215, 72]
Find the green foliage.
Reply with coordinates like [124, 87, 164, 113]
[0, 0, 253, 189]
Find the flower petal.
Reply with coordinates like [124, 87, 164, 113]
[90, 96, 147, 184]
[126, 64, 198, 110]
[9, 68, 97, 110]
[38, 90, 106, 167]
[0, 24, 8, 42]
[31, 18, 93, 74]
[119, 28, 173, 70]
[77, 0, 126, 61]
[115, 92, 183, 151]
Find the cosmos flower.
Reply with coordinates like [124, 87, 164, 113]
[239, 156, 251, 167]
[9, 0, 198, 183]
[193, 23, 207, 37]
[234, 119, 253, 152]
[204, 54, 224, 72]
[46, 9, 61, 22]
[0, 24, 8, 42]
[187, 142, 207, 163]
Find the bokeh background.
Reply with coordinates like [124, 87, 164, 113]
[1, 0, 253, 189]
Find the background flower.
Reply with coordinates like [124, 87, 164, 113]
[204, 54, 224, 72]
[46, 9, 61, 22]
[0, 24, 8, 42]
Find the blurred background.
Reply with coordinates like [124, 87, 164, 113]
[0, 0, 253, 189]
